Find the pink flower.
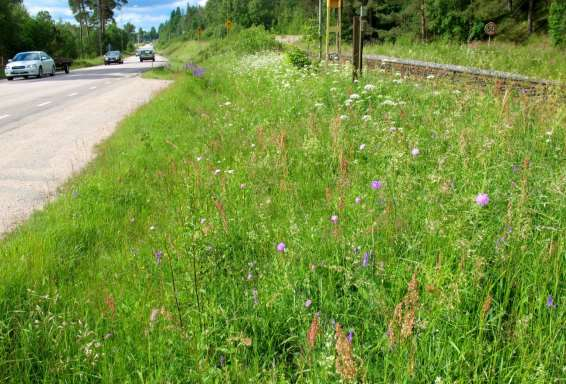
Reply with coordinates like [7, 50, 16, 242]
[330, 215, 339, 224]
[371, 180, 383, 190]
[276, 242, 286, 252]
[475, 193, 490, 207]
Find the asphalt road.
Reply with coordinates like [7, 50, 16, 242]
[0, 55, 172, 236]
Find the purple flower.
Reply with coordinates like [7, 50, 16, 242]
[305, 299, 312, 308]
[411, 147, 420, 157]
[192, 67, 206, 78]
[362, 252, 370, 267]
[475, 193, 490, 207]
[330, 215, 339, 225]
[347, 330, 354, 343]
[355, 196, 362, 204]
[154, 250, 163, 265]
[546, 294, 556, 308]
[371, 180, 383, 190]
[276, 242, 286, 252]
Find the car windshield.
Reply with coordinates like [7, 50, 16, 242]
[107, 51, 120, 56]
[13, 52, 40, 61]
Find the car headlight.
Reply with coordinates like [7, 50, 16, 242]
[25, 64, 36, 68]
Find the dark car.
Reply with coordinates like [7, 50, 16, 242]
[104, 51, 123, 65]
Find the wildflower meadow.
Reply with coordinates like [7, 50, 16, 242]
[0, 33, 564, 382]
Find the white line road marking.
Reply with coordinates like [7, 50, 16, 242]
[89, 86, 97, 90]
[68, 92, 79, 97]
[0, 114, 10, 120]
[37, 101, 52, 107]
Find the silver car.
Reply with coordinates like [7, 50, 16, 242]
[4, 51, 56, 80]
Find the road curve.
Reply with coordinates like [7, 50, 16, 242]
[0, 55, 172, 236]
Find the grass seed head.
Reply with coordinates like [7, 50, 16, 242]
[335, 323, 356, 381]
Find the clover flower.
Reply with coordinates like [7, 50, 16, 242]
[475, 193, 490, 207]
[411, 148, 420, 157]
[276, 242, 286, 252]
[330, 215, 339, 224]
[355, 196, 362, 204]
[305, 299, 313, 308]
[371, 180, 383, 190]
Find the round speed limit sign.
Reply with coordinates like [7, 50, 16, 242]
[484, 22, 497, 36]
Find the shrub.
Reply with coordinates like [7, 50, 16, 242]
[199, 26, 281, 61]
[287, 47, 311, 69]
[549, 0, 566, 47]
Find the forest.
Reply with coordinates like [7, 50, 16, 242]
[0, 0, 157, 64]
[158, 0, 566, 46]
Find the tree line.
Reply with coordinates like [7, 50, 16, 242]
[0, 0, 157, 64]
[158, 0, 566, 46]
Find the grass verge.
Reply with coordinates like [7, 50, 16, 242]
[0, 36, 564, 382]
[361, 36, 566, 81]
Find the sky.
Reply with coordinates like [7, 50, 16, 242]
[23, 0, 208, 31]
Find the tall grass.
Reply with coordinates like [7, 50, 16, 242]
[362, 35, 566, 81]
[0, 35, 564, 382]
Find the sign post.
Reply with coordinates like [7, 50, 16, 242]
[318, 0, 323, 61]
[484, 22, 497, 46]
[352, 6, 366, 81]
[325, 0, 342, 63]
[225, 19, 233, 34]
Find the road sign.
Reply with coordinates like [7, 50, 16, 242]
[484, 22, 497, 36]
[225, 20, 233, 32]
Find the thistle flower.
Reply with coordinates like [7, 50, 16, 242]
[475, 193, 490, 207]
[305, 299, 313, 308]
[276, 242, 286, 252]
[330, 215, 339, 225]
[371, 180, 383, 190]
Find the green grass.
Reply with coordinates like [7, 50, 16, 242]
[70, 56, 105, 70]
[361, 36, 566, 81]
[0, 38, 564, 382]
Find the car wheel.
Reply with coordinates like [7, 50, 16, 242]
[7, 77, 13, 81]
[64, 64, 69, 74]
[50, 66, 55, 76]
[37, 67, 43, 78]
[23, 76, 28, 79]
[140, 59, 143, 62]
[152, 58, 155, 62]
